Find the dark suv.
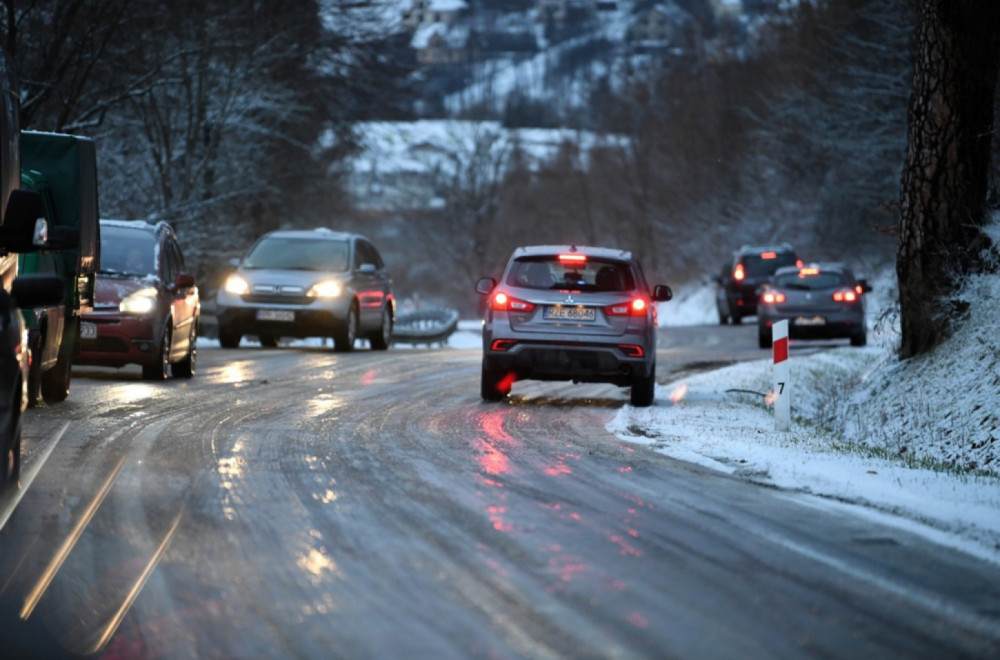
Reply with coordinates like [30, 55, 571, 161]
[715, 243, 801, 325]
[476, 245, 672, 407]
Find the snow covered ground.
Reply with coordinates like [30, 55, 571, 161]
[446, 266, 1000, 564]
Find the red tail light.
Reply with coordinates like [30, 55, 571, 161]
[491, 291, 535, 312]
[761, 251, 777, 259]
[733, 264, 745, 281]
[833, 289, 858, 303]
[605, 297, 648, 317]
[558, 253, 587, 263]
[760, 291, 786, 304]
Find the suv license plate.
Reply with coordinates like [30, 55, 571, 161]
[257, 309, 295, 322]
[795, 316, 826, 326]
[80, 321, 97, 339]
[544, 306, 595, 321]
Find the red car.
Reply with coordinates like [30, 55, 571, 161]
[75, 220, 200, 379]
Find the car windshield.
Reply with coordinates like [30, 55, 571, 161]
[742, 252, 798, 277]
[244, 237, 350, 271]
[506, 257, 635, 292]
[774, 271, 847, 290]
[99, 226, 157, 277]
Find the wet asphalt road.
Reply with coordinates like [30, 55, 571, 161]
[1, 325, 998, 659]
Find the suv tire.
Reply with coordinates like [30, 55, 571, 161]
[630, 365, 656, 407]
[481, 360, 509, 402]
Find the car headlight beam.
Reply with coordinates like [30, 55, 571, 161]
[307, 280, 343, 299]
[224, 274, 250, 296]
[119, 288, 158, 315]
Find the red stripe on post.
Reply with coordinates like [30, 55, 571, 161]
[774, 337, 788, 364]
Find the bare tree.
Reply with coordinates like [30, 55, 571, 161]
[897, 0, 1000, 358]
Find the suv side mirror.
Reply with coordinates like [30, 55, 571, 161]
[475, 277, 496, 295]
[857, 278, 873, 293]
[358, 263, 377, 274]
[652, 284, 672, 302]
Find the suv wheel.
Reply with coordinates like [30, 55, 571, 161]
[143, 326, 171, 380]
[758, 326, 772, 349]
[218, 326, 241, 349]
[480, 360, 509, 402]
[334, 304, 358, 352]
[850, 330, 867, 347]
[172, 324, 197, 378]
[630, 365, 656, 407]
[369, 306, 392, 351]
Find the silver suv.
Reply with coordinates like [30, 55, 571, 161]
[215, 229, 394, 351]
[475, 245, 672, 406]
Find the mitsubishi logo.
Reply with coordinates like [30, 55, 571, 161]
[565, 295, 575, 304]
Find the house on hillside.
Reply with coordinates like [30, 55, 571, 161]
[403, 0, 468, 29]
[626, 2, 702, 54]
[411, 23, 479, 65]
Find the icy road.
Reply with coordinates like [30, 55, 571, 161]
[1, 326, 998, 659]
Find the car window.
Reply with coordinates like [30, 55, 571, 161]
[356, 240, 383, 269]
[99, 226, 157, 277]
[741, 251, 798, 277]
[506, 257, 635, 292]
[162, 237, 181, 283]
[244, 237, 350, 271]
[775, 271, 846, 290]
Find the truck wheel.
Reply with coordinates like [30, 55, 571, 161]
[40, 351, 71, 404]
[27, 333, 42, 408]
[630, 365, 656, 407]
[1, 393, 21, 491]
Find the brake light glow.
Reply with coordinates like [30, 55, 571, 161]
[760, 291, 786, 304]
[855, 284, 864, 295]
[761, 251, 777, 259]
[833, 289, 858, 303]
[491, 291, 535, 312]
[558, 254, 587, 263]
[618, 345, 644, 358]
[733, 264, 745, 281]
[605, 298, 648, 317]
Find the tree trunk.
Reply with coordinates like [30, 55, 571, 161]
[897, 0, 1000, 359]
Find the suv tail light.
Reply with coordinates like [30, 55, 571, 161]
[605, 297, 648, 317]
[733, 263, 745, 281]
[760, 291, 786, 305]
[832, 289, 859, 303]
[491, 291, 535, 312]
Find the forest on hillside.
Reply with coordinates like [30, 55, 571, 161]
[3, 0, 995, 313]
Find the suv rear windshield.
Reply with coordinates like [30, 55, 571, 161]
[506, 257, 635, 292]
[245, 237, 350, 271]
[740, 251, 798, 277]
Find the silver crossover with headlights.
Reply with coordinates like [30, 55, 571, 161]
[215, 228, 394, 352]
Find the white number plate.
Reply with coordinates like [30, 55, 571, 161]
[794, 316, 826, 326]
[257, 309, 295, 322]
[80, 321, 97, 339]
[544, 306, 596, 321]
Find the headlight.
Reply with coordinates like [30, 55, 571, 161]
[223, 274, 250, 296]
[119, 288, 158, 314]
[307, 280, 343, 299]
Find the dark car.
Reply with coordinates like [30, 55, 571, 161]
[716, 243, 801, 325]
[756, 262, 872, 349]
[475, 244, 672, 407]
[215, 228, 394, 351]
[75, 220, 200, 380]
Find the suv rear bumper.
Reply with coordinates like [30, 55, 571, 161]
[484, 340, 653, 387]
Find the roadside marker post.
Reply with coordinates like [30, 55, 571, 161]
[773, 320, 790, 431]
